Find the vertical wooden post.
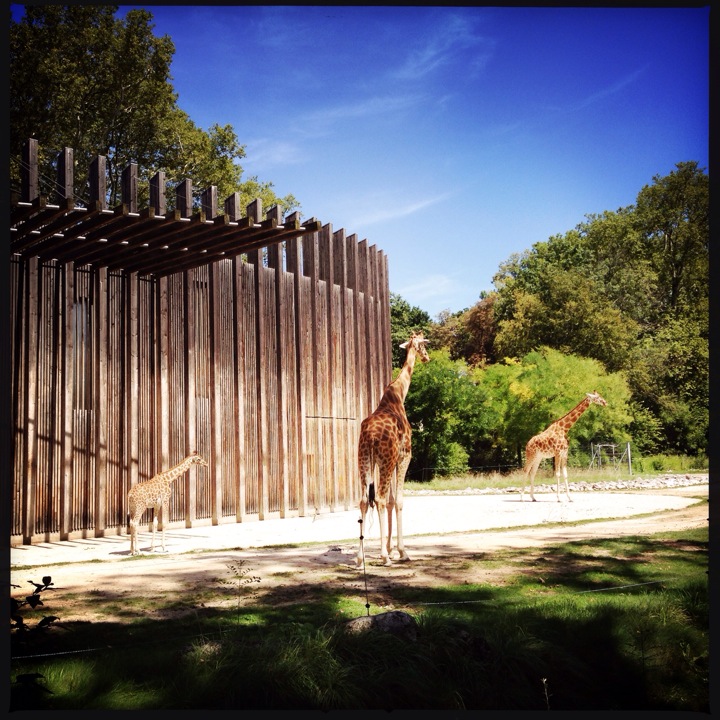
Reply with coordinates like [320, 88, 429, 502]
[184, 271, 197, 525]
[267, 206, 289, 517]
[127, 273, 140, 532]
[224, 193, 241, 221]
[381, 252, 392, 383]
[333, 228, 353, 509]
[317, 223, 338, 510]
[357, 239, 376, 409]
[150, 172, 166, 215]
[247, 199, 269, 519]
[94, 268, 108, 537]
[201, 186, 218, 219]
[121, 163, 138, 213]
[225, 194, 246, 521]
[22, 257, 39, 543]
[56, 147, 73, 202]
[345, 233, 361, 504]
[89, 155, 107, 210]
[21, 138, 39, 202]
[176, 179, 193, 218]
[158, 276, 170, 477]
[60, 264, 74, 540]
[209, 262, 223, 524]
[303, 228, 323, 512]
[286, 227, 309, 516]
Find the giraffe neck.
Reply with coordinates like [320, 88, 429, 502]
[391, 344, 418, 404]
[164, 456, 196, 483]
[554, 397, 591, 434]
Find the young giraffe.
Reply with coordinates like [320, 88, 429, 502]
[521, 391, 607, 502]
[356, 331, 430, 567]
[128, 453, 208, 555]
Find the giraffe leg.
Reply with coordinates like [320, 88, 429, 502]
[522, 457, 541, 502]
[554, 455, 562, 502]
[159, 501, 169, 552]
[560, 454, 572, 502]
[356, 495, 369, 568]
[394, 453, 412, 562]
[150, 508, 158, 552]
[356, 454, 373, 567]
[129, 517, 138, 555]
[375, 495, 391, 566]
[128, 494, 145, 555]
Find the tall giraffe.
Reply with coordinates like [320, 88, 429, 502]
[521, 391, 607, 502]
[128, 453, 208, 555]
[356, 331, 430, 567]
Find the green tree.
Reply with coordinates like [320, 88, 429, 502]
[633, 161, 709, 320]
[625, 317, 708, 454]
[10, 5, 297, 214]
[389, 293, 432, 368]
[491, 163, 708, 456]
[494, 267, 638, 372]
[404, 349, 489, 479]
[432, 292, 498, 367]
[480, 347, 632, 466]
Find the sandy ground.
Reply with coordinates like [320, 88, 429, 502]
[10, 483, 709, 622]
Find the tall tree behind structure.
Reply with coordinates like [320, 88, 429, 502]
[10, 5, 297, 212]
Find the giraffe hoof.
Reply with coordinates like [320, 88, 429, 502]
[398, 553, 410, 563]
[382, 557, 392, 567]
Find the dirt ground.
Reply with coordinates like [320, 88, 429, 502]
[13, 485, 708, 624]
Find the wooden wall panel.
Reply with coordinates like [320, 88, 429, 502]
[11, 230, 391, 543]
[212, 259, 239, 519]
[192, 265, 212, 520]
[240, 260, 259, 516]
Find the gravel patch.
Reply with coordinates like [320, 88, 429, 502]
[406, 473, 709, 496]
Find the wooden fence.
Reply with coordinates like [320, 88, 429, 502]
[11, 140, 391, 544]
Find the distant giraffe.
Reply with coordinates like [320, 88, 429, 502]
[522, 391, 607, 502]
[356, 332, 430, 567]
[128, 453, 208, 555]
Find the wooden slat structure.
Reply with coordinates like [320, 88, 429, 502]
[11, 140, 392, 544]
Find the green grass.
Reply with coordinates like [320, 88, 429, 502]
[10, 526, 708, 711]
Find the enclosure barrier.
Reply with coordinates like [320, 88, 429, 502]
[11, 140, 392, 544]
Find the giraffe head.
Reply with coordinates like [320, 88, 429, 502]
[399, 332, 430, 363]
[586, 390, 607, 407]
[189, 452, 209, 467]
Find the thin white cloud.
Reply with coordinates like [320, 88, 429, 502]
[348, 192, 452, 228]
[568, 66, 650, 112]
[244, 139, 307, 169]
[298, 94, 425, 136]
[392, 13, 494, 81]
[577, 66, 647, 109]
[398, 274, 455, 298]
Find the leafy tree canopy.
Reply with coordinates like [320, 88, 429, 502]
[487, 162, 708, 456]
[390, 293, 432, 368]
[432, 293, 499, 367]
[10, 5, 298, 214]
[404, 349, 489, 478]
[482, 347, 632, 461]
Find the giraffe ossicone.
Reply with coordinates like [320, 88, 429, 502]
[521, 391, 607, 503]
[356, 331, 430, 567]
[127, 453, 209, 555]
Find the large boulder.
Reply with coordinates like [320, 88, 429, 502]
[344, 610, 418, 641]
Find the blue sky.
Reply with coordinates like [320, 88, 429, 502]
[50, 6, 716, 317]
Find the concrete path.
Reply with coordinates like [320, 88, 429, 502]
[11, 484, 707, 569]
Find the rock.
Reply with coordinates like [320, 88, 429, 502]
[344, 610, 418, 641]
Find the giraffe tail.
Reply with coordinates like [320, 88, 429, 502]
[368, 482, 375, 508]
